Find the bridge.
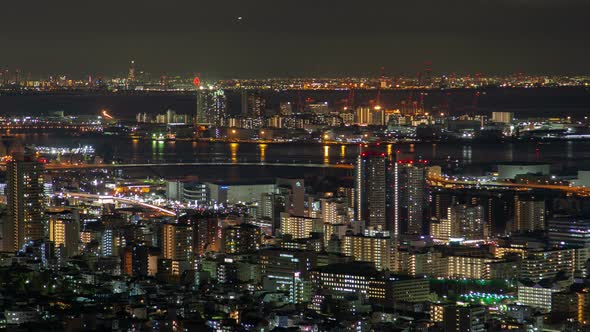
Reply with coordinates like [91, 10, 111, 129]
[40, 161, 355, 170]
[65, 192, 176, 216]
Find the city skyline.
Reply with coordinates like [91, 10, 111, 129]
[2, 1, 590, 330]
[1, 0, 590, 77]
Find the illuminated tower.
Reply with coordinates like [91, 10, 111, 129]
[4, 154, 45, 251]
[196, 90, 227, 126]
[127, 60, 136, 82]
[211, 89, 227, 126]
[397, 162, 428, 235]
[354, 152, 396, 234]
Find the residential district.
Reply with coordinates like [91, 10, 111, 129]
[0, 136, 589, 332]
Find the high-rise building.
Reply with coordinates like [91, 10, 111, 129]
[395, 247, 439, 276]
[430, 188, 455, 222]
[165, 109, 176, 124]
[342, 233, 392, 271]
[513, 196, 545, 233]
[354, 153, 428, 236]
[449, 204, 487, 240]
[339, 111, 356, 125]
[491, 111, 514, 124]
[445, 254, 506, 279]
[577, 290, 590, 326]
[548, 216, 590, 248]
[309, 262, 430, 309]
[47, 208, 80, 258]
[279, 102, 293, 116]
[323, 223, 349, 251]
[430, 218, 451, 241]
[132, 244, 159, 277]
[320, 198, 349, 225]
[222, 223, 261, 254]
[259, 192, 275, 221]
[4, 155, 45, 251]
[355, 106, 372, 125]
[397, 162, 428, 235]
[241, 90, 266, 118]
[354, 152, 393, 233]
[520, 249, 575, 282]
[196, 89, 227, 126]
[160, 222, 194, 274]
[276, 178, 305, 217]
[280, 213, 322, 239]
[101, 228, 124, 257]
[259, 249, 317, 304]
[370, 107, 385, 126]
[518, 281, 562, 313]
[443, 304, 486, 332]
[196, 218, 221, 255]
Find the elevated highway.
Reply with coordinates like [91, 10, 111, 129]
[40, 161, 355, 170]
[64, 192, 176, 216]
[428, 175, 590, 196]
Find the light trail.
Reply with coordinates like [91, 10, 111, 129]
[36, 161, 355, 170]
[428, 175, 590, 196]
[101, 109, 114, 120]
[65, 192, 176, 216]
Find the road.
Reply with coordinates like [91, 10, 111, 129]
[36, 162, 590, 196]
[64, 192, 176, 216]
[428, 175, 590, 196]
[39, 161, 355, 170]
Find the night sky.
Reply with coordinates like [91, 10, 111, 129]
[1, 0, 589, 78]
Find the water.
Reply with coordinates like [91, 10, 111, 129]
[2, 90, 590, 179]
[13, 134, 590, 175]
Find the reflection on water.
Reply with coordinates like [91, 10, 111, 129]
[462, 145, 472, 164]
[230, 143, 238, 163]
[432, 143, 437, 160]
[9, 134, 590, 171]
[151, 140, 164, 161]
[504, 143, 513, 161]
[259, 144, 267, 163]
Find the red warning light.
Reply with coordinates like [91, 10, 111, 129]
[193, 76, 201, 87]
